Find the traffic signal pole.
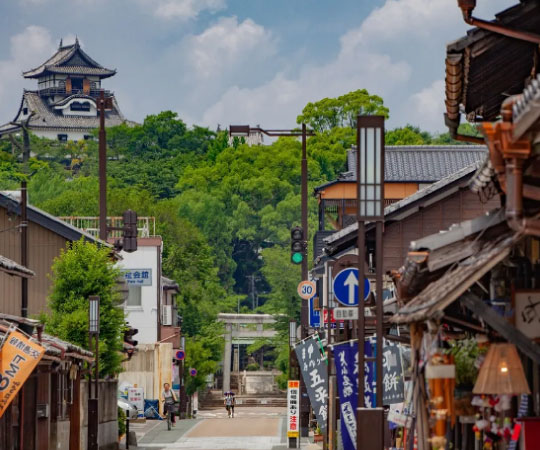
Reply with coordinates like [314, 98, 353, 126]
[300, 123, 310, 438]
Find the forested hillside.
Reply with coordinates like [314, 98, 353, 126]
[0, 90, 473, 391]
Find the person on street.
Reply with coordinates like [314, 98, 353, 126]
[224, 392, 235, 418]
[162, 383, 177, 426]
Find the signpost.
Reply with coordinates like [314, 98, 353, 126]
[334, 307, 359, 321]
[175, 350, 185, 360]
[297, 280, 316, 300]
[287, 380, 300, 448]
[309, 296, 321, 328]
[189, 368, 197, 376]
[333, 268, 370, 306]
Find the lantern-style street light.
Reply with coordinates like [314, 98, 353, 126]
[88, 295, 100, 450]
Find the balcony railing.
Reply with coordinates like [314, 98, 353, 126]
[59, 216, 156, 238]
[38, 87, 112, 98]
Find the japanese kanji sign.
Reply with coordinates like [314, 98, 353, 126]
[333, 341, 358, 450]
[121, 268, 152, 286]
[333, 339, 405, 449]
[295, 336, 328, 432]
[0, 330, 45, 418]
[381, 342, 405, 405]
[287, 380, 300, 438]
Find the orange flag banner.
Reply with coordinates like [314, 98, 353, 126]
[0, 330, 45, 418]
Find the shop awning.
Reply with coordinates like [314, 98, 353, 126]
[391, 232, 518, 324]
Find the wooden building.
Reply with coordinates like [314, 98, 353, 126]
[0, 190, 109, 317]
[314, 160, 500, 279]
[314, 145, 487, 231]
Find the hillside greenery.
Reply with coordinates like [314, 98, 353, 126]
[0, 90, 480, 388]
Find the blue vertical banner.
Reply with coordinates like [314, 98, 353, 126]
[308, 295, 321, 328]
[334, 338, 404, 449]
[334, 341, 358, 450]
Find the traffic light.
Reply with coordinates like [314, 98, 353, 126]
[124, 326, 139, 347]
[122, 209, 138, 253]
[291, 226, 304, 264]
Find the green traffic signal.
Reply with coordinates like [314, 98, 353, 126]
[291, 252, 303, 264]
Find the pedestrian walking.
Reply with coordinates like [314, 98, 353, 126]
[224, 391, 235, 418]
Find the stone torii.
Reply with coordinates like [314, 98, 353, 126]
[217, 313, 279, 393]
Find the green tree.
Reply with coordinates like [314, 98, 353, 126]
[296, 89, 389, 132]
[42, 239, 125, 376]
[385, 125, 432, 145]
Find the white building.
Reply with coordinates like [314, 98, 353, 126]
[0, 38, 128, 141]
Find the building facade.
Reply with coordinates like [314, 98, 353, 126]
[0, 38, 127, 141]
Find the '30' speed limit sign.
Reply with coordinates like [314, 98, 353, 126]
[297, 280, 316, 300]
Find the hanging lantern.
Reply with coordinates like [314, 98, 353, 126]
[473, 343, 530, 395]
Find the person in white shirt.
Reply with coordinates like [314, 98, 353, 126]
[161, 383, 177, 426]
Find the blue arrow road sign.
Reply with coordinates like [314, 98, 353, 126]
[309, 295, 321, 328]
[333, 268, 370, 306]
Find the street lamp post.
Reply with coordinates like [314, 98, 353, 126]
[88, 295, 100, 450]
[229, 124, 314, 438]
[356, 115, 385, 450]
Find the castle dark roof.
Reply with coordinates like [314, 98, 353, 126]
[0, 91, 125, 134]
[23, 39, 116, 79]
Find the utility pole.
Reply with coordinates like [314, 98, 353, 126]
[98, 90, 107, 241]
[21, 180, 28, 317]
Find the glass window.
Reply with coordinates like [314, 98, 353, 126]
[57, 134, 68, 142]
[127, 286, 142, 307]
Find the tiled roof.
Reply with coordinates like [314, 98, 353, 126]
[346, 145, 487, 182]
[0, 254, 35, 278]
[323, 161, 483, 248]
[6, 91, 125, 132]
[23, 40, 115, 79]
[52, 94, 96, 107]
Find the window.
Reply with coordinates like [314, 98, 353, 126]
[57, 134, 68, 142]
[84, 135, 93, 141]
[127, 286, 142, 307]
[70, 101, 90, 112]
[23, 107, 28, 115]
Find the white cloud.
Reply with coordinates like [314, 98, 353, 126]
[193, 0, 511, 132]
[407, 79, 446, 130]
[185, 16, 275, 78]
[0, 26, 55, 120]
[140, 0, 226, 20]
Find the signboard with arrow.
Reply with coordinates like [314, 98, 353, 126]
[333, 268, 370, 306]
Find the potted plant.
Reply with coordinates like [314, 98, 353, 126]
[446, 338, 486, 416]
[313, 425, 323, 443]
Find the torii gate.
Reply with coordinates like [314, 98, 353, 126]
[217, 313, 278, 393]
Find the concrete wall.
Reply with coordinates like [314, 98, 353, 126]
[80, 380, 119, 450]
[118, 241, 161, 344]
[118, 343, 173, 405]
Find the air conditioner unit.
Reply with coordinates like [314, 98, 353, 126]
[162, 305, 172, 326]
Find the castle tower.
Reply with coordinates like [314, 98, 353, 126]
[0, 39, 127, 141]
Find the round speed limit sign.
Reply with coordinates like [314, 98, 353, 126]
[297, 280, 316, 300]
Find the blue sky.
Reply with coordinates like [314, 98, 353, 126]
[0, 0, 510, 133]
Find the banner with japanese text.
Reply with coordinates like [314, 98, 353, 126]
[295, 336, 328, 432]
[333, 339, 405, 449]
[287, 380, 300, 438]
[0, 330, 45, 418]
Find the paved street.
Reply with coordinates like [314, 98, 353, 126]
[129, 407, 321, 450]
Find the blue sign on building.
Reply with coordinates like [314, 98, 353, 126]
[333, 268, 370, 306]
[309, 295, 321, 328]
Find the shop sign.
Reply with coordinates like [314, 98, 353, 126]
[287, 380, 300, 438]
[0, 330, 45, 418]
[514, 290, 540, 339]
[121, 269, 152, 286]
[295, 336, 328, 432]
[128, 387, 144, 412]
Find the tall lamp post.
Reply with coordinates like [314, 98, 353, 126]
[229, 124, 314, 438]
[88, 295, 100, 450]
[356, 115, 385, 450]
